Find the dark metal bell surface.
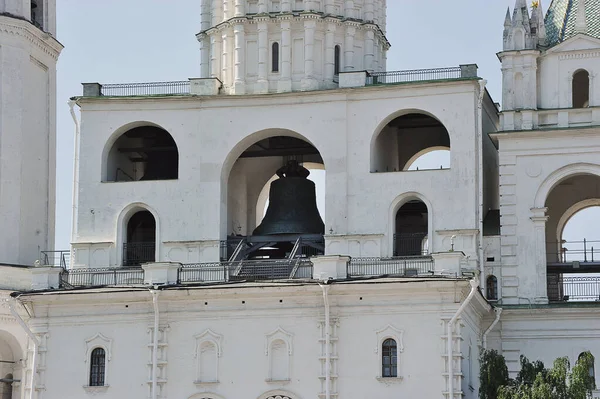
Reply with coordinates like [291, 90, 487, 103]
[253, 161, 325, 236]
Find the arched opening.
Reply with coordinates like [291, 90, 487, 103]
[124, 210, 156, 266]
[223, 132, 325, 263]
[394, 200, 428, 257]
[545, 173, 600, 302]
[272, 42, 280, 73]
[578, 352, 596, 387]
[382, 338, 398, 378]
[371, 112, 451, 173]
[105, 125, 178, 182]
[573, 70, 590, 108]
[30, 0, 43, 29]
[0, 332, 22, 399]
[486, 275, 498, 301]
[334, 45, 341, 76]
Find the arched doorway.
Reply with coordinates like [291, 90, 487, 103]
[104, 125, 178, 182]
[223, 132, 326, 262]
[544, 173, 600, 301]
[394, 200, 428, 257]
[573, 69, 590, 109]
[124, 210, 156, 266]
[371, 112, 451, 173]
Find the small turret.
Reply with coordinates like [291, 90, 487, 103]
[575, 0, 588, 34]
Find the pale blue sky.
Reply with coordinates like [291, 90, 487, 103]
[53, 0, 595, 250]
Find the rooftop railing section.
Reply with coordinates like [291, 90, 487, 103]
[40, 250, 70, 268]
[347, 256, 437, 278]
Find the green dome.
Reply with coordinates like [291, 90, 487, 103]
[545, 0, 600, 46]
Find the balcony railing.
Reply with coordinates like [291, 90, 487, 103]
[347, 256, 435, 278]
[366, 67, 464, 85]
[394, 233, 428, 257]
[547, 274, 600, 302]
[98, 81, 191, 97]
[40, 250, 70, 268]
[61, 267, 145, 288]
[123, 242, 155, 267]
[547, 240, 600, 264]
[178, 259, 314, 283]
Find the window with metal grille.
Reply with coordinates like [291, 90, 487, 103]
[89, 348, 106, 386]
[382, 338, 398, 378]
[486, 275, 498, 301]
[272, 42, 280, 72]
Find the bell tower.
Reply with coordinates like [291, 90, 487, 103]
[0, 0, 62, 265]
[197, 0, 390, 94]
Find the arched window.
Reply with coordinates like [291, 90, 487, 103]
[124, 210, 156, 266]
[272, 42, 280, 73]
[89, 348, 106, 387]
[395, 200, 428, 257]
[578, 352, 596, 387]
[382, 339, 398, 378]
[334, 45, 341, 75]
[573, 70, 590, 108]
[486, 275, 498, 301]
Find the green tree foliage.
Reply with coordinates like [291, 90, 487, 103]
[480, 350, 596, 399]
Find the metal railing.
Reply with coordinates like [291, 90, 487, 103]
[547, 274, 600, 302]
[101, 81, 190, 97]
[40, 250, 70, 268]
[61, 267, 145, 288]
[123, 242, 155, 266]
[547, 239, 600, 263]
[366, 67, 463, 85]
[178, 259, 314, 283]
[393, 233, 428, 257]
[347, 256, 435, 278]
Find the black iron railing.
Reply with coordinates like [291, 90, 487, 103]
[347, 256, 435, 278]
[61, 267, 145, 287]
[366, 67, 463, 85]
[123, 242, 155, 266]
[101, 81, 190, 97]
[394, 233, 428, 257]
[547, 240, 600, 263]
[178, 259, 314, 283]
[547, 274, 600, 302]
[40, 250, 70, 268]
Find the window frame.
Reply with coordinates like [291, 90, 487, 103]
[89, 347, 106, 387]
[334, 45, 341, 75]
[272, 42, 280, 73]
[381, 338, 398, 378]
[486, 275, 499, 301]
[375, 325, 404, 381]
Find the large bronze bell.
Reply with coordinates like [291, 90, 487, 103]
[253, 161, 325, 236]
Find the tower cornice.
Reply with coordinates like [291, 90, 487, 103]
[0, 15, 63, 60]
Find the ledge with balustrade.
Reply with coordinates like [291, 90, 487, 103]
[78, 64, 479, 98]
[500, 105, 600, 131]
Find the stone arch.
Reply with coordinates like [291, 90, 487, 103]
[370, 109, 452, 173]
[0, 330, 24, 396]
[388, 192, 433, 257]
[534, 163, 600, 209]
[403, 146, 451, 171]
[220, 128, 327, 240]
[116, 203, 160, 266]
[101, 121, 179, 182]
[555, 199, 600, 244]
[257, 390, 300, 399]
[188, 393, 226, 399]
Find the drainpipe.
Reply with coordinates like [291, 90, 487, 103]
[150, 289, 160, 399]
[477, 80, 488, 290]
[7, 298, 39, 399]
[320, 284, 331, 399]
[68, 100, 81, 255]
[482, 308, 502, 350]
[447, 279, 479, 399]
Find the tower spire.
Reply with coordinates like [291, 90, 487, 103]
[575, 0, 588, 34]
[505, 7, 512, 28]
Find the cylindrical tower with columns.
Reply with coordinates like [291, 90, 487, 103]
[197, 0, 390, 94]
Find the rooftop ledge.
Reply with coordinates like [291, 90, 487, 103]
[78, 64, 479, 99]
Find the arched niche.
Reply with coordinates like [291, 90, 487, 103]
[573, 69, 590, 108]
[388, 193, 433, 257]
[117, 203, 160, 266]
[371, 111, 451, 173]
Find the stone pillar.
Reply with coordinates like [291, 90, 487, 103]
[364, 0, 374, 20]
[364, 30, 375, 72]
[324, 0, 335, 14]
[199, 34, 210, 78]
[221, 30, 231, 87]
[212, 0, 223, 25]
[223, 0, 229, 19]
[200, 0, 211, 31]
[233, 24, 246, 94]
[278, 20, 292, 92]
[210, 34, 222, 80]
[344, 0, 354, 18]
[324, 23, 336, 82]
[344, 25, 355, 71]
[531, 208, 549, 304]
[234, 0, 245, 16]
[258, 0, 267, 13]
[302, 20, 318, 91]
[256, 21, 269, 94]
[282, 0, 292, 12]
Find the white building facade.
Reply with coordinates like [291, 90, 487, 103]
[3, 0, 600, 398]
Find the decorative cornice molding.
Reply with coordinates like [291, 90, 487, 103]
[558, 51, 600, 60]
[0, 16, 62, 61]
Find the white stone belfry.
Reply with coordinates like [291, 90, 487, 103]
[197, 0, 390, 94]
[0, 0, 62, 265]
